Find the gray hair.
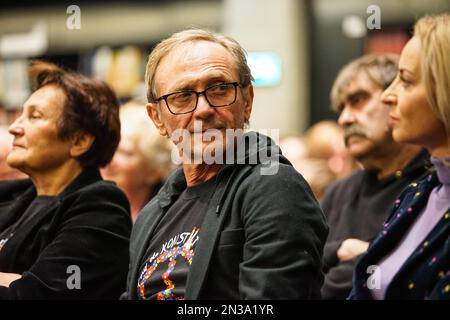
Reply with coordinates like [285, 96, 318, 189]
[330, 54, 399, 112]
[145, 28, 254, 103]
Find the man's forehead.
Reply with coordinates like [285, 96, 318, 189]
[341, 71, 380, 98]
[162, 40, 231, 64]
[155, 40, 237, 91]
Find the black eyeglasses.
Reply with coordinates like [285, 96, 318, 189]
[155, 82, 241, 115]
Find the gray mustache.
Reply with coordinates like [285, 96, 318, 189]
[344, 125, 368, 142]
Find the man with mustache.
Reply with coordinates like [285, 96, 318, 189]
[320, 54, 429, 300]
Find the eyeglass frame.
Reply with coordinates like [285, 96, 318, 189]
[154, 82, 241, 115]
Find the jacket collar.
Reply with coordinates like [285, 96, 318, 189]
[8, 167, 102, 200]
[365, 149, 431, 186]
[1, 168, 103, 239]
[356, 172, 449, 299]
[156, 131, 285, 209]
[401, 149, 432, 178]
[364, 172, 438, 264]
[56, 167, 102, 199]
[157, 167, 187, 209]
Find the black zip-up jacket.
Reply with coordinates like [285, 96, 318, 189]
[122, 131, 328, 299]
[0, 169, 132, 299]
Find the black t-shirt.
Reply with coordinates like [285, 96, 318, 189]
[0, 196, 54, 253]
[137, 177, 216, 300]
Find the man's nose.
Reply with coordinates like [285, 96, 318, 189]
[338, 106, 356, 127]
[194, 94, 214, 118]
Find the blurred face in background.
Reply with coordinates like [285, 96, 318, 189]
[0, 127, 13, 179]
[382, 36, 447, 156]
[0, 126, 26, 180]
[7, 85, 74, 176]
[102, 127, 155, 195]
[336, 71, 394, 164]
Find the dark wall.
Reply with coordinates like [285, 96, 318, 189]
[309, 15, 364, 125]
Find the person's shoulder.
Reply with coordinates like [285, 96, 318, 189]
[0, 178, 32, 190]
[237, 162, 315, 198]
[0, 179, 33, 200]
[75, 179, 127, 201]
[133, 196, 160, 228]
[396, 171, 435, 204]
[133, 169, 186, 229]
[322, 170, 365, 197]
[60, 179, 130, 219]
[333, 170, 365, 188]
[59, 179, 132, 231]
[246, 161, 303, 181]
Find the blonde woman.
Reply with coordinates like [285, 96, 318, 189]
[350, 13, 450, 300]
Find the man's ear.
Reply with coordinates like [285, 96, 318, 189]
[69, 131, 95, 158]
[147, 102, 168, 137]
[243, 84, 254, 123]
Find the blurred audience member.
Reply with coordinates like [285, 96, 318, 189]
[279, 134, 336, 200]
[0, 61, 131, 299]
[351, 13, 450, 300]
[321, 54, 429, 299]
[279, 134, 332, 199]
[278, 135, 308, 164]
[279, 121, 357, 200]
[295, 158, 338, 200]
[304, 120, 357, 179]
[0, 104, 6, 126]
[102, 101, 174, 223]
[0, 126, 26, 180]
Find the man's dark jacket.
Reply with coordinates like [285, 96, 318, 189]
[0, 169, 132, 299]
[122, 132, 328, 299]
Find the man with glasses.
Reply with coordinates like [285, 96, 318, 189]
[121, 29, 328, 300]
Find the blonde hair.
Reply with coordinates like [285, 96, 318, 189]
[414, 13, 450, 135]
[119, 101, 174, 176]
[145, 28, 253, 103]
[330, 54, 399, 112]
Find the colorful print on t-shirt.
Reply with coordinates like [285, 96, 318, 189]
[137, 226, 200, 300]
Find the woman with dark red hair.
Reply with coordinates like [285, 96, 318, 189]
[0, 61, 131, 299]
